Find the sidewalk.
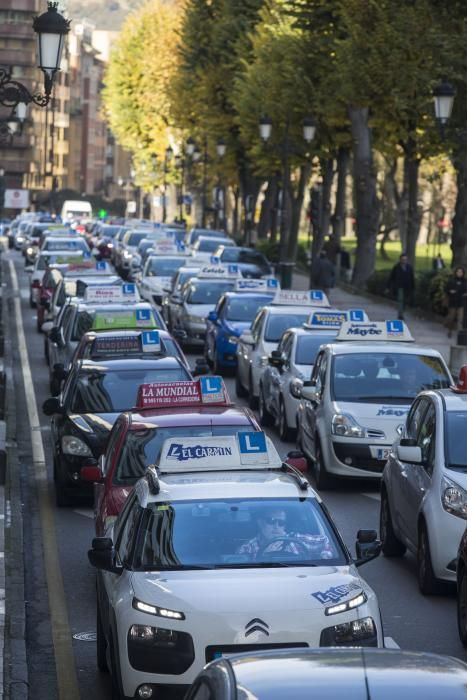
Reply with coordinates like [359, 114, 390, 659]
[292, 272, 451, 366]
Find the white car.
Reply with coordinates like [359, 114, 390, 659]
[297, 320, 452, 489]
[138, 251, 188, 306]
[190, 235, 236, 261]
[259, 310, 368, 441]
[28, 250, 85, 308]
[88, 431, 384, 698]
[236, 290, 330, 409]
[381, 376, 467, 594]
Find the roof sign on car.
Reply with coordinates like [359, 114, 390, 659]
[234, 278, 280, 292]
[336, 320, 414, 342]
[141, 330, 161, 352]
[52, 252, 85, 264]
[305, 308, 368, 329]
[157, 432, 282, 473]
[152, 243, 181, 256]
[135, 375, 229, 409]
[92, 335, 142, 356]
[83, 284, 140, 303]
[198, 264, 241, 279]
[272, 289, 330, 307]
[92, 309, 158, 330]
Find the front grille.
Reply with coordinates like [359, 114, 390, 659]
[206, 642, 308, 663]
[366, 429, 385, 439]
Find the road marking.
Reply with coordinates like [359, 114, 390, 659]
[361, 492, 381, 502]
[10, 260, 80, 700]
[384, 636, 400, 649]
[73, 508, 94, 519]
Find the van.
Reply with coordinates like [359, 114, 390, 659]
[61, 200, 92, 221]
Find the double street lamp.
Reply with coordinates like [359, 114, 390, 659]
[259, 114, 316, 288]
[186, 136, 227, 227]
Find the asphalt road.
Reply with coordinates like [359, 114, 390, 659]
[7, 250, 466, 700]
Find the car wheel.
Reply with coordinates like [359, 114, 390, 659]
[248, 370, 258, 409]
[380, 489, 406, 557]
[50, 373, 61, 396]
[417, 521, 439, 595]
[278, 399, 295, 442]
[258, 385, 274, 426]
[96, 603, 108, 672]
[458, 568, 467, 647]
[235, 369, 247, 398]
[314, 440, 335, 490]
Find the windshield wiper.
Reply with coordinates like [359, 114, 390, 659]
[212, 562, 318, 569]
[143, 564, 211, 571]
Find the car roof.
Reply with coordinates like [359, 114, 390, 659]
[75, 300, 152, 311]
[222, 291, 276, 301]
[227, 648, 467, 698]
[78, 356, 186, 372]
[263, 305, 317, 316]
[428, 388, 467, 410]
[80, 328, 173, 343]
[323, 343, 445, 357]
[127, 405, 255, 426]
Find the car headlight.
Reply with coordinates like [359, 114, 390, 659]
[258, 355, 269, 367]
[123, 250, 132, 259]
[61, 435, 92, 456]
[320, 616, 376, 646]
[227, 335, 239, 344]
[332, 413, 366, 438]
[26, 247, 34, 255]
[107, 243, 113, 249]
[290, 378, 303, 399]
[325, 591, 367, 616]
[132, 598, 185, 620]
[129, 625, 178, 647]
[442, 476, 467, 519]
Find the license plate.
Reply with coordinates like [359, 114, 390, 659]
[370, 446, 390, 461]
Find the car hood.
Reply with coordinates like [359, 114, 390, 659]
[236, 263, 270, 278]
[68, 412, 120, 443]
[131, 566, 368, 614]
[225, 320, 251, 336]
[335, 401, 410, 438]
[185, 303, 212, 318]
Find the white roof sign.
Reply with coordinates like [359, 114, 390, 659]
[305, 309, 368, 329]
[336, 320, 414, 342]
[272, 289, 330, 308]
[152, 243, 184, 256]
[158, 432, 282, 473]
[234, 278, 280, 292]
[84, 283, 140, 303]
[198, 264, 241, 279]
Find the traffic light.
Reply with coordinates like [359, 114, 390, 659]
[98, 209, 107, 219]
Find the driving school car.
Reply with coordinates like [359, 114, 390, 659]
[80, 376, 260, 535]
[88, 432, 384, 699]
[297, 321, 452, 489]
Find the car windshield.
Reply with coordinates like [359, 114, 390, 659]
[444, 412, 467, 471]
[126, 232, 149, 247]
[82, 336, 181, 362]
[265, 314, 310, 342]
[100, 227, 120, 238]
[134, 497, 345, 570]
[220, 248, 268, 266]
[73, 307, 160, 339]
[295, 333, 338, 365]
[196, 238, 230, 252]
[226, 296, 271, 322]
[44, 239, 88, 252]
[190, 229, 225, 244]
[114, 425, 255, 485]
[174, 270, 199, 292]
[331, 352, 451, 402]
[70, 367, 190, 413]
[187, 281, 235, 304]
[146, 257, 186, 277]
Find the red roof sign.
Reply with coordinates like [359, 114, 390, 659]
[136, 377, 229, 409]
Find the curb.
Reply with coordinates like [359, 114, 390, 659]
[2, 258, 28, 700]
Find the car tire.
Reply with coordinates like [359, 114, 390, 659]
[50, 373, 61, 397]
[380, 489, 406, 557]
[458, 568, 467, 647]
[314, 440, 335, 490]
[278, 399, 295, 442]
[258, 385, 274, 426]
[235, 370, 247, 398]
[248, 370, 258, 410]
[96, 603, 108, 672]
[417, 521, 439, 595]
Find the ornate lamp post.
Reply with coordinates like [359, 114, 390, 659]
[163, 145, 173, 222]
[433, 79, 456, 140]
[0, 2, 70, 108]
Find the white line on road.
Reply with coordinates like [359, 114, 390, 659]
[10, 260, 80, 700]
[361, 492, 381, 502]
[384, 636, 400, 649]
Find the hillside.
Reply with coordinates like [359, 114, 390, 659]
[65, 0, 143, 30]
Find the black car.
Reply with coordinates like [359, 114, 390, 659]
[43, 356, 193, 506]
[185, 648, 467, 700]
[213, 245, 272, 278]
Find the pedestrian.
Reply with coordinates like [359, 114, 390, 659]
[314, 250, 335, 297]
[386, 253, 415, 320]
[445, 266, 467, 338]
[432, 253, 445, 271]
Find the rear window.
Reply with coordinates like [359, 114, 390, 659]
[295, 333, 337, 365]
[264, 314, 309, 342]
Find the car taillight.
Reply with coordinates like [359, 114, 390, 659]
[31, 279, 41, 288]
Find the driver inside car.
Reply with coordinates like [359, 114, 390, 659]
[237, 508, 335, 561]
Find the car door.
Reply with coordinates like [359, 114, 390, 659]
[209, 297, 226, 360]
[391, 397, 430, 540]
[238, 309, 265, 387]
[271, 332, 293, 417]
[301, 350, 327, 458]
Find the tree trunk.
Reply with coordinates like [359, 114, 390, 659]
[257, 176, 278, 240]
[310, 158, 334, 285]
[332, 146, 350, 244]
[349, 106, 380, 288]
[451, 153, 467, 268]
[403, 135, 421, 268]
[287, 162, 311, 262]
[232, 187, 240, 237]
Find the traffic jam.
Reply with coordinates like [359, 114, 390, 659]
[8, 213, 467, 698]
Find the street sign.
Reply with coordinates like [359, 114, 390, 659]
[127, 201, 137, 214]
[5, 189, 29, 209]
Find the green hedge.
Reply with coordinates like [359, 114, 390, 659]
[365, 267, 450, 315]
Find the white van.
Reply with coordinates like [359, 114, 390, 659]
[61, 200, 92, 221]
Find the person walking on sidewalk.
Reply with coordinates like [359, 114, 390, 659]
[386, 253, 415, 320]
[445, 266, 467, 338]
[314, 250, 335, 297]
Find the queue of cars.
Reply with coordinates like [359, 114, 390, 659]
[14, 213, 467, 697]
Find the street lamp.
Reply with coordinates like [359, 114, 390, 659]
[162, 146, 173, 222]
[216, 137, 226, 159]
[186, 137, 195, 157]
[258, 114, 317, 288]
[0, 2, 70, 108]
[433, 79, 456, 139]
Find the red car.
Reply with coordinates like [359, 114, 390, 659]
[81, 377, 261, 535]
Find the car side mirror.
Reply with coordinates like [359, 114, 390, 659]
[240, 329, 254, 346]
[355, 529, 381, 567]
[42, 397, 64, 416]
[207, 310, 218, 323]
[192, 358, 210, 376]
[80, 463, 103, 483]
[397, 444, 422, 464]
[290, 378, 303, 399]
[172, 328, 187, 342]
[268, 349, 284, 367]
[301, 384, 320, 403]
[49, 326, 61, 344]
[171, 293, 182, 304]
[285, 450, 308, 474]
[87, 537, 122, 575]
[53, 363, 68, 382]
